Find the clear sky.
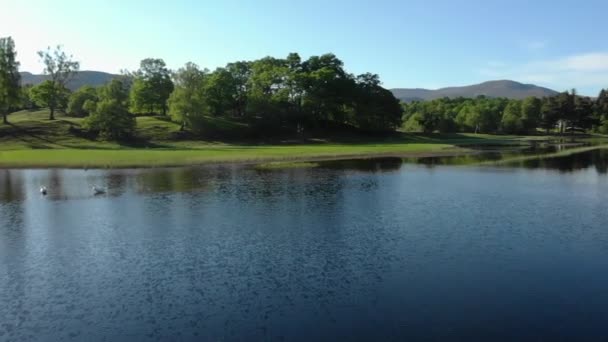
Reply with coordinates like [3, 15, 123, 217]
[1, 0, 607, 95]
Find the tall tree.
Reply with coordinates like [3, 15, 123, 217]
[597, 89, 608, 118]
[130, 58, 174, 115]
[520, 96, 541, 133]
[30, 80, 70, 114]
[354, 73, 402, 131]
[540, 96, 560, 133]
[0, 37, 21, 124]
[501, 100, 524, 134]
[595, 89, 608, 133]
[574, 96, 595, 131]
[37, 46, 80, 120]
[226, 61, 251, 117]
[168, 62, 207, 130]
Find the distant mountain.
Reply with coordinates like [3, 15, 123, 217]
[20, 71, 117, 91]
[391, 80, 559, 102]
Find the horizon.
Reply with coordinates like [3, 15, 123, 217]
[1, 0, 607, 96]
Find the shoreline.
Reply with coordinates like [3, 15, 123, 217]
[0, 146, 479, 170]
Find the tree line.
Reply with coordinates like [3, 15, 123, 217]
[3, 36, 608, 140]
[402, 90, 608, 134]
[1, 37, 403, 140]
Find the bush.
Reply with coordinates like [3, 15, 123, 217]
[67, 86, 97, 116]
[84, 100, 135, 140]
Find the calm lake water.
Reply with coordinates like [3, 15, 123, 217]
[1, 148, 608, 341]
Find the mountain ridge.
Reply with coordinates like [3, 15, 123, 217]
[391, 80, 559, 102]
[19, 72, 560, 101]
[19, 71, 117, 91]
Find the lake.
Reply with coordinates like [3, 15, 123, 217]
[1, 147, 608, 341]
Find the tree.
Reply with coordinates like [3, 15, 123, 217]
[30, 80, 70, 113]
[168, 62, 207, 130]
[204, 68, 239, 117]
[84, 79, 135, 140]
[226, 61, 251, 117]
[414, 103, 440, 133]
[596, 89, 608, 133]
[37, 46, 80, 120]
[19, 84, 37, 110]
[501, 100, 524, 134]
[540, 96, 560, 133]
[521, 96, 541, 133]
[300, 54, 350, 125]
[84, 99, 135, 140]
[597, 89, 608, 118]
[0, 37, 20, 124]
[67, 86, 97, 116]
[556, 90, 575, 133]
[130, 58, 174, 115]
[455, 102, 480, 132]
[99, 78, 130, 106]
[574, 96, 596, 131]
[353, 73, 402, 131]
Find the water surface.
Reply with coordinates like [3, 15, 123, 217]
[1, 148, 608, 341]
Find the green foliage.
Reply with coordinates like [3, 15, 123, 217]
[574, 96, 596, 130]
[403, 91, 598, 135]
[37, 46, 80, 120]
[0, 36, 21, 124]
[84, 78, 136, 140]
[167, 53, 402, 135]
[540, 96, 560, 132]
[67, 85, 97, 116]
[501, 101, 524, 134]
[19, 84, 37, 110]
[130, 58, 174, 115]
[83, 99, 97, 114]
[30, 80, 70, 112]
[84, 99, 135, 140]
[596, 89, 608, 133]
[521, 96, 541, 132]
[99, 78, 130, 105]
[168, 62, 208, 130]
[353, 73, 403, 131]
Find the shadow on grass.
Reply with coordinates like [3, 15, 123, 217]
[4, 116, 590, 153]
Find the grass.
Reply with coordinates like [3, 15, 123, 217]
[0, 109, 597, 168]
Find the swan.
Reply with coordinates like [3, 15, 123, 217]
[40, 186, 47, 195]
[92, 186, 106, 195]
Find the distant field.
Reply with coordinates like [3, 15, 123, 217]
[0, 109, 586, 168]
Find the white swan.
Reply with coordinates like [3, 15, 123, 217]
[92, 186, 106, 195]
[40, 186, 47, 195]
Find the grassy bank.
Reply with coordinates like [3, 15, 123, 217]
[0, 109, 578, 168]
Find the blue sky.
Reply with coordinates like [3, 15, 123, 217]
[1, 0, 607, 95]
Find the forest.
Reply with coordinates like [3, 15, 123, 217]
[402, 90, 608, 135]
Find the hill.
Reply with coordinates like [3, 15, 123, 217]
[391, 80, 559, 102]
[19, 71, 117, 90]
[0, 109, 529, 168]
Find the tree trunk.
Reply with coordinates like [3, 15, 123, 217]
[2, 111, 7, 124]
[49, 107, 55, 120]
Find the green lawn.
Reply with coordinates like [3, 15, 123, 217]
[0, 109, 581, 168]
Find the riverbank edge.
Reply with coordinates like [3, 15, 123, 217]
[0, 146, 482, 169]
